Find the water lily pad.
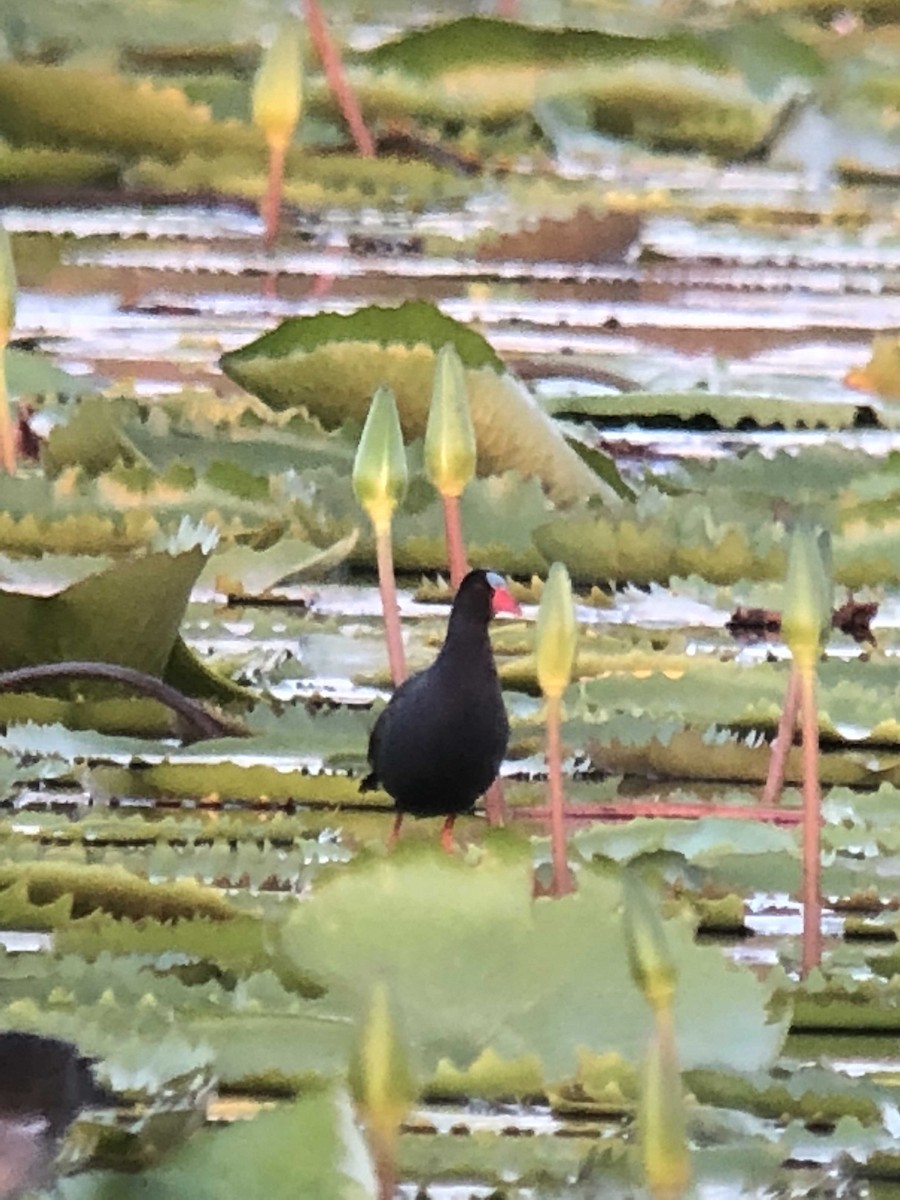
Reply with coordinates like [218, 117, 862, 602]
[0, 546, 205, 677]
[280, 850, 787, 1082]
[220, 301, 618, 506]
[545, 389, 872, 431]
[199, 530, 360, 597]
[56, 1089, 376, 1200]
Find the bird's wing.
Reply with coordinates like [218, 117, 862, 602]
[359, 711, 385, 791]
[357, 681, 417, 792]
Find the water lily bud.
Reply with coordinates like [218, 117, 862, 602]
[252, 20, 303, 151]
[348, 983, 416, 1155]
[640, 1011, 691, 1200]
[781, 521, 832, 673]
[535, 562, 577, 700]
[425, 343, 476, 498]
[353, 385, 408, 534]
[622, 869, 677, 1013]
[0, 223, 17, 339]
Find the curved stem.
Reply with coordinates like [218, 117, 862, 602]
[799, 666, 822, 977]
[0, 662, 230, 742]
[761, 665, 800, 806]
[441, 494, 468, 590]
[546, 694, 574, 896]
[375, 525, 406, 686]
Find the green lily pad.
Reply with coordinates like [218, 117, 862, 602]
[56, 1089, 376, 1200]
[0, 60, 260, 164]
[279, 849, 788, 1082]
[220, 301, 620, 506]
[544, 389, 873, 431]
[360, 17, 723, 78]
[7, 348, 99, 399]
[0, 545, 205, 677]
[200, 530, 360, 597]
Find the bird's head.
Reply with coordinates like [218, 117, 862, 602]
[454, 569, 522, 621]
[485, 570, 521, 617]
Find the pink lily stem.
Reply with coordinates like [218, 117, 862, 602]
[261, 138, 287, 252]
[483, 778, 508, 828]
[304, 0, 375, 158]
[441, 493, 469, 590]
[516, 800, 804, 825]
[0, 340, 15, 474]
[799, 666, 822, 977]
[761, 664, 800, 806]
[375, 525, 407, 686]
[546, 694, 574, 896]
[371, 1136, 396, 1200]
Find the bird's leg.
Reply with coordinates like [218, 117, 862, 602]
[440, 814, 457, 854]
[386, 812, 403, 851]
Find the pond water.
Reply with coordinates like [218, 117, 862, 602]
[6, 132, 900, 1198]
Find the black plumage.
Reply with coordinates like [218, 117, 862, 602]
[361, 569, 520, 849]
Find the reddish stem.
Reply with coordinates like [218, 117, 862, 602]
[496, 0, 519, 14]
[0, 341, 15, 475]
[546, 695, 574, 896]
[761, 665, 800, 806]
[800, 667, 822, 977]
[261, 139, 287, 252]
[515, 801, 804, 824]
[304, 0, 375, 157]
[371, 1137, 396, 1200]
[483, 778, 508, 828]
[441, 493, 469, 590]
[375, 526, 407, 686]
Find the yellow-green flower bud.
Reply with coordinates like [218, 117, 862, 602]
[0, 223, 17, 339]
[252, 20, 303, 151]
[353, 385, 408, 535]
[535, 562, 577, 700]
[781, 521, 832, 674]
[425, 343, 476, 498]
[348, 983, 416, 1153]
[622, 869, 677, 1013]
[640, 1010, 691, 1200]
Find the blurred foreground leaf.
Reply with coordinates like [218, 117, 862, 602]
[279, 851, 788, 1083]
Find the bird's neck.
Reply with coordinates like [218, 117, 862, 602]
[439, 610, 493, 664]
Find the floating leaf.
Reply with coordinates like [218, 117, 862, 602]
[544, 389, 873, 432]
[221, 302, 615, 505]
[56, 1089, 377, 1200]
[0, 546, 205, 679]
[279, 851, 787, 1081]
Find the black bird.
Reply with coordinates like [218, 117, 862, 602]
[361, 569, 521, 851]
[0, 1032, 115, 1199]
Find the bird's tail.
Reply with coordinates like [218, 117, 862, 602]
[359, 772, 379, 794]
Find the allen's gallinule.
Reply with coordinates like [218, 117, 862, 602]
[360, 569, 521, 850]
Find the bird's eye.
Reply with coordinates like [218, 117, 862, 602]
[485, 570, 505, 591]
